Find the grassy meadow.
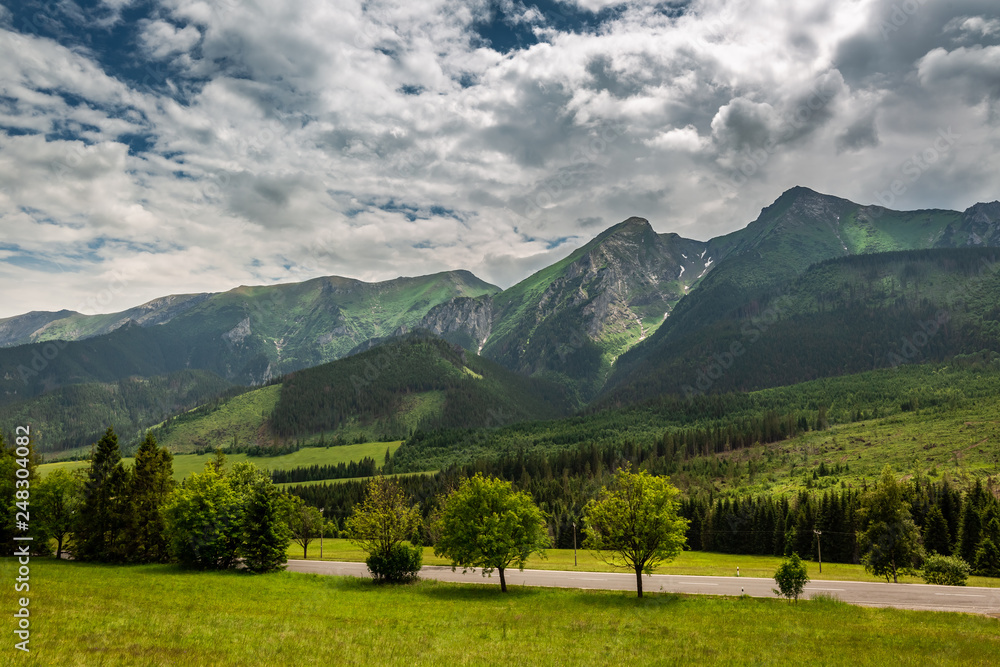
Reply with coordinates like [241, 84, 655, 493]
[37, 441, 403, 482]
[2, 558, 997, 666]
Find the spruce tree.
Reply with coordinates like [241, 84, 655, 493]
[974, 539, 1000, 578]
[76, 427, 132, 562]
[957, 499, 983, 565]
[126, 432, 174, 563]
[237, 465, 292, 573]
[922, 506, 952, 556]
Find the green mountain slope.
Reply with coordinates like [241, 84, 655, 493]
[388, 358, 1000, 476]
[0, 270, 499, 406]
[603, 247, 1000, 403]
[443, 218, 712, 402]
[651, 187, 962, 341]
[270, 333, 573, 438]
[140, 333, 575, 455]
[0, 369, 234, 454]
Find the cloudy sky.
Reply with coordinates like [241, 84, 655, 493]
[1, 0, 999, 318]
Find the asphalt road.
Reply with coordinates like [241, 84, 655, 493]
[287, 560, 1000, 615]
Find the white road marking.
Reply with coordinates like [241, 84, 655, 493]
[677, 582, 718, 586]
[933, 593, 986, 597]
[807, 588, 845, 591]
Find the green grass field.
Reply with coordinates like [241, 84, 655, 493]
[286, 540, 1000, 588]
[37, 441, 403, 482]
[2, 558, 996, 666]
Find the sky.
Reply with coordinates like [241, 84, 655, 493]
[1, 0, 999, 318]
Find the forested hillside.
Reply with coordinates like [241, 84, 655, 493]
[270, 333, 573, 439]
[603, 247, 1000, 403]
[0, 370, 234, 454]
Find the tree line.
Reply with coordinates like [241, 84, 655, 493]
[286, 435, 1000, 578]
[1, 427, 295, 573]
[270, 457, 379, 484]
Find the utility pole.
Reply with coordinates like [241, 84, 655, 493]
[320, 508, 324, 561]
[814, 529, 822, 574]
[572, 522, 578, 567]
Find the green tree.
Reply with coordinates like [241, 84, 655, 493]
[34, 468, 82, 559]
[125, 432, 174, 563]
[974, 539, 1000, 577]
[856, 466, 923, 583]
[75, 427, 132, 562]
[922, 506, 951, 556]
[288, 496, 324, 559]
[773, 552, 809, 601]
[239, 467, 292, 574]
[434, 473, 548, 593]
[582, 468, 688, 597]
[165, 466, 244, 569]
[346, 476, 422, 582]
[957, 498, 983, 564]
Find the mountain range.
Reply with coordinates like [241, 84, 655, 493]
[4, 186, 1000, 454]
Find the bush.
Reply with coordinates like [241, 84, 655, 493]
[366, 543, 422, 583]
[921, 554, 971, 586]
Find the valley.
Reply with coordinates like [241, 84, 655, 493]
[4, 186, 1000, 620]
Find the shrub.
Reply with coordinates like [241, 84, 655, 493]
[921, 554, 971, 586]
[366, 543, 422, 583]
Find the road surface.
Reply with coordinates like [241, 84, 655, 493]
[287, 560, 1000, 615]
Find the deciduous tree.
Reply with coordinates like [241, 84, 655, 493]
[582, 467, 688, 597]
[773, 552, 809, 601]
[434, 474, 548, 592]
[346, 476, 422, 582]
[165, 465, 243, 569]
[856, 466, 923, 583]
[288, 496, 324, 559]
[35, 468, 82, 559]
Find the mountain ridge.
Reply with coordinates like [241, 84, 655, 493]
[7, 186, 1000, 453]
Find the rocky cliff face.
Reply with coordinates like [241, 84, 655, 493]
[414, 296, 494, 352]
[475, 217, 711, 401]
[937, 201, 1000, 247]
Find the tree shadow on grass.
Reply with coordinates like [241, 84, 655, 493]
[414, 578, 545, 602]
[568, 588, 687, 611]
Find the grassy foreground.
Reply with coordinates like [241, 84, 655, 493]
[288, 539, 1000, 588]
[2, 559, 997, 666]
